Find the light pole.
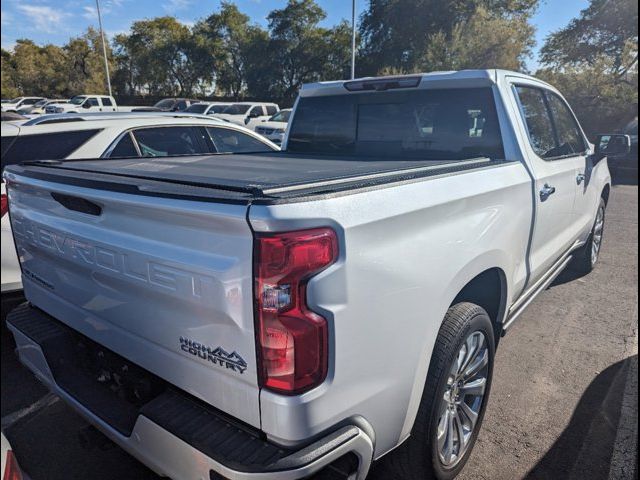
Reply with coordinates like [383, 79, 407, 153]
[351, 0, 356, 79]
[96, 0, 112, 97]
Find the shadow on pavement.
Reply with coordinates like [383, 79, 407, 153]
[550, 262, 590, 287]
[525, 356, 636, 480]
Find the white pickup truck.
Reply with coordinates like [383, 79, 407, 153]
[45, 95, 135, 114]
[4, 70, 630, 480]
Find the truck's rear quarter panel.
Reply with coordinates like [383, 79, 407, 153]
[6, 173, 261, 427]
[250, 161, 532, 456]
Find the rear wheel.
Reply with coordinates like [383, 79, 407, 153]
[572, 197, 606, 274]
[386, 302, 495, 479]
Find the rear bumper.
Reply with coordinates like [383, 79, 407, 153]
[6, 304, 374, 480]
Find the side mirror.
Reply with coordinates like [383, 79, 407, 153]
[244, 117, 250, 125]
[81, 102, 91, 109]
[595, 134, 631, 159]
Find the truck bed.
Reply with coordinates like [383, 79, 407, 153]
[7, 152, 502, 204]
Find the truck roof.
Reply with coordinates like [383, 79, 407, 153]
[300, 69, 551, 97]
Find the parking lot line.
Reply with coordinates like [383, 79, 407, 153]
[608, 318, 638, 480]
[1, 392, 59, 430]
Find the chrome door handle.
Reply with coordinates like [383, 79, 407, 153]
[576, 173, 586, 185]
[539, 184, 556, 202]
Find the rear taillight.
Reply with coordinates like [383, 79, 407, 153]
[1, 193, 7, 217]
[3, 450, 23, 480]
[254, 228, 338, 394]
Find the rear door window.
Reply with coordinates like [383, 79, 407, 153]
[265, 105, 278, 115]
[207, 127, 274, 153]
[514, 86, 558, 159]
[1, 130, 101, 167]
[101, 97, 113, 107]
[108, 133, 139, 158]
[132, 127, 209, 157]
[249, 106, 263, 117]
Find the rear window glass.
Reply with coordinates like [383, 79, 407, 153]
[207, 127, 274, 153]
[1, 130, 101, 168]
[108, 133, 138, 158]
[101, 97, 113, 106]
[224, 104, 251, 115]
[185, 104, 208, 114]
[133, 127, 208, 157]
[209, 104, 228, 114]
[154, 99, 176, 109]
[287, 88, 504, 160]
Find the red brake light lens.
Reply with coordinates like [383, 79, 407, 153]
[3, 450, 23, 480]
[254, 228, 338, 394]
[1, 193, 7, 218]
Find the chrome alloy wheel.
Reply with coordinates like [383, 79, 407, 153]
[591, 205, 605, 265]
[436, 331, 489, 468]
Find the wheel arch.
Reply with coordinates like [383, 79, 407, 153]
[396, 261, 511, 445]
[451, 267, 508, 346]
[601, 183, 611, 205]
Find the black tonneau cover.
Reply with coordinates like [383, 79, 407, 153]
[6, 152, 502, 204]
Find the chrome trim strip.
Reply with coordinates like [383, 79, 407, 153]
[509, 239, 582, 314]
[502, 254, 573, 333]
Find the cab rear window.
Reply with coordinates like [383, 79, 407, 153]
[287, 87, 504, 161]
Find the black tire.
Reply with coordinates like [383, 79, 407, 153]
[571, 197, 606, 274]
[384, 302, 495, 480]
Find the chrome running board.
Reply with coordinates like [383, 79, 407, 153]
[502, 247, 577, 334]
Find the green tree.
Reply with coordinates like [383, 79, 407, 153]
[266, 0, 351, 100]
[61, 28, 115, 96]
[359, 0, 538, 74]
[540, 0, 638, 74]
[196, 2, 251, 98]
[1, 49, 20, 99]
[113, 17, 215, 96]
[5, 40, 67, 97]
[537, 0, 638, 137]
[416, 7, 534, 72]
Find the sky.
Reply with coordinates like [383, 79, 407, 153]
[0, 0, 590, 70]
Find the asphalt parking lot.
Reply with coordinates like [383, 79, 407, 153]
[1, 183, 637, 480]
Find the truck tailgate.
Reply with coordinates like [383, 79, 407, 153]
[6, 171, 261, 428]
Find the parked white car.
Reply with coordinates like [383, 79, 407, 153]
[17, 99, 68, 115]
[254, 108, 291, 144]
[184, 102, 233, 115]
[215, 102, 280, 128]
[1, 97, 45, 113]
[1, 113, 278, 293]
[44, 95, 133, 114]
